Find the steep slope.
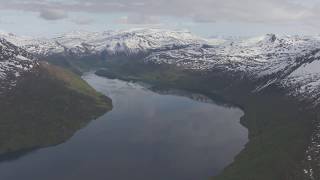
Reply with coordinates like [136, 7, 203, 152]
[0, 37, 112, 155]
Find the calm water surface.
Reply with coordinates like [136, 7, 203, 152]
[0, 73, 248, 180]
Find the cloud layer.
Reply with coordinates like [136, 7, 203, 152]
[0, 0, 319, 26]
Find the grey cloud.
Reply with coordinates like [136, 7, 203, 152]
[39, 9, 68, 20]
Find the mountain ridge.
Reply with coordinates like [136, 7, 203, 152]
[1, 28, 319, 180]
[3, 29, 320, 106]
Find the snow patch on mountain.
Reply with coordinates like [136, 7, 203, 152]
[281, 59, 320, 104]
[0, 38, 37, 93]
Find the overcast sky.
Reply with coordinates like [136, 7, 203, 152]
[0, 0, 320, 37]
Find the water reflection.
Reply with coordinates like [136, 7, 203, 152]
[0, 73, 248, 180]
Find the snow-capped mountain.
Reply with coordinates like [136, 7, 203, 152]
[2, 29, 320, 106]
[147, 34, 320, 75]
[57, 29, 206, 56]
[0, 31, 64, 56]
[0, 38, 37, 93]
[0, 29, 206, 57]
[145, 34, 320, 104]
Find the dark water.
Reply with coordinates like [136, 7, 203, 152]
[0, 73, 248, 180]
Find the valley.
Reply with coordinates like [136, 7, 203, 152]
[1, 28, 320, 179]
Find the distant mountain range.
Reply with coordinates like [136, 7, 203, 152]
[2, 28, 320, 106]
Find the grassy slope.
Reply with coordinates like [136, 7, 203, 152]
[0, 62, 112, 154]
[41, 62, 111, 108]
[95, 60, 314, 180]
